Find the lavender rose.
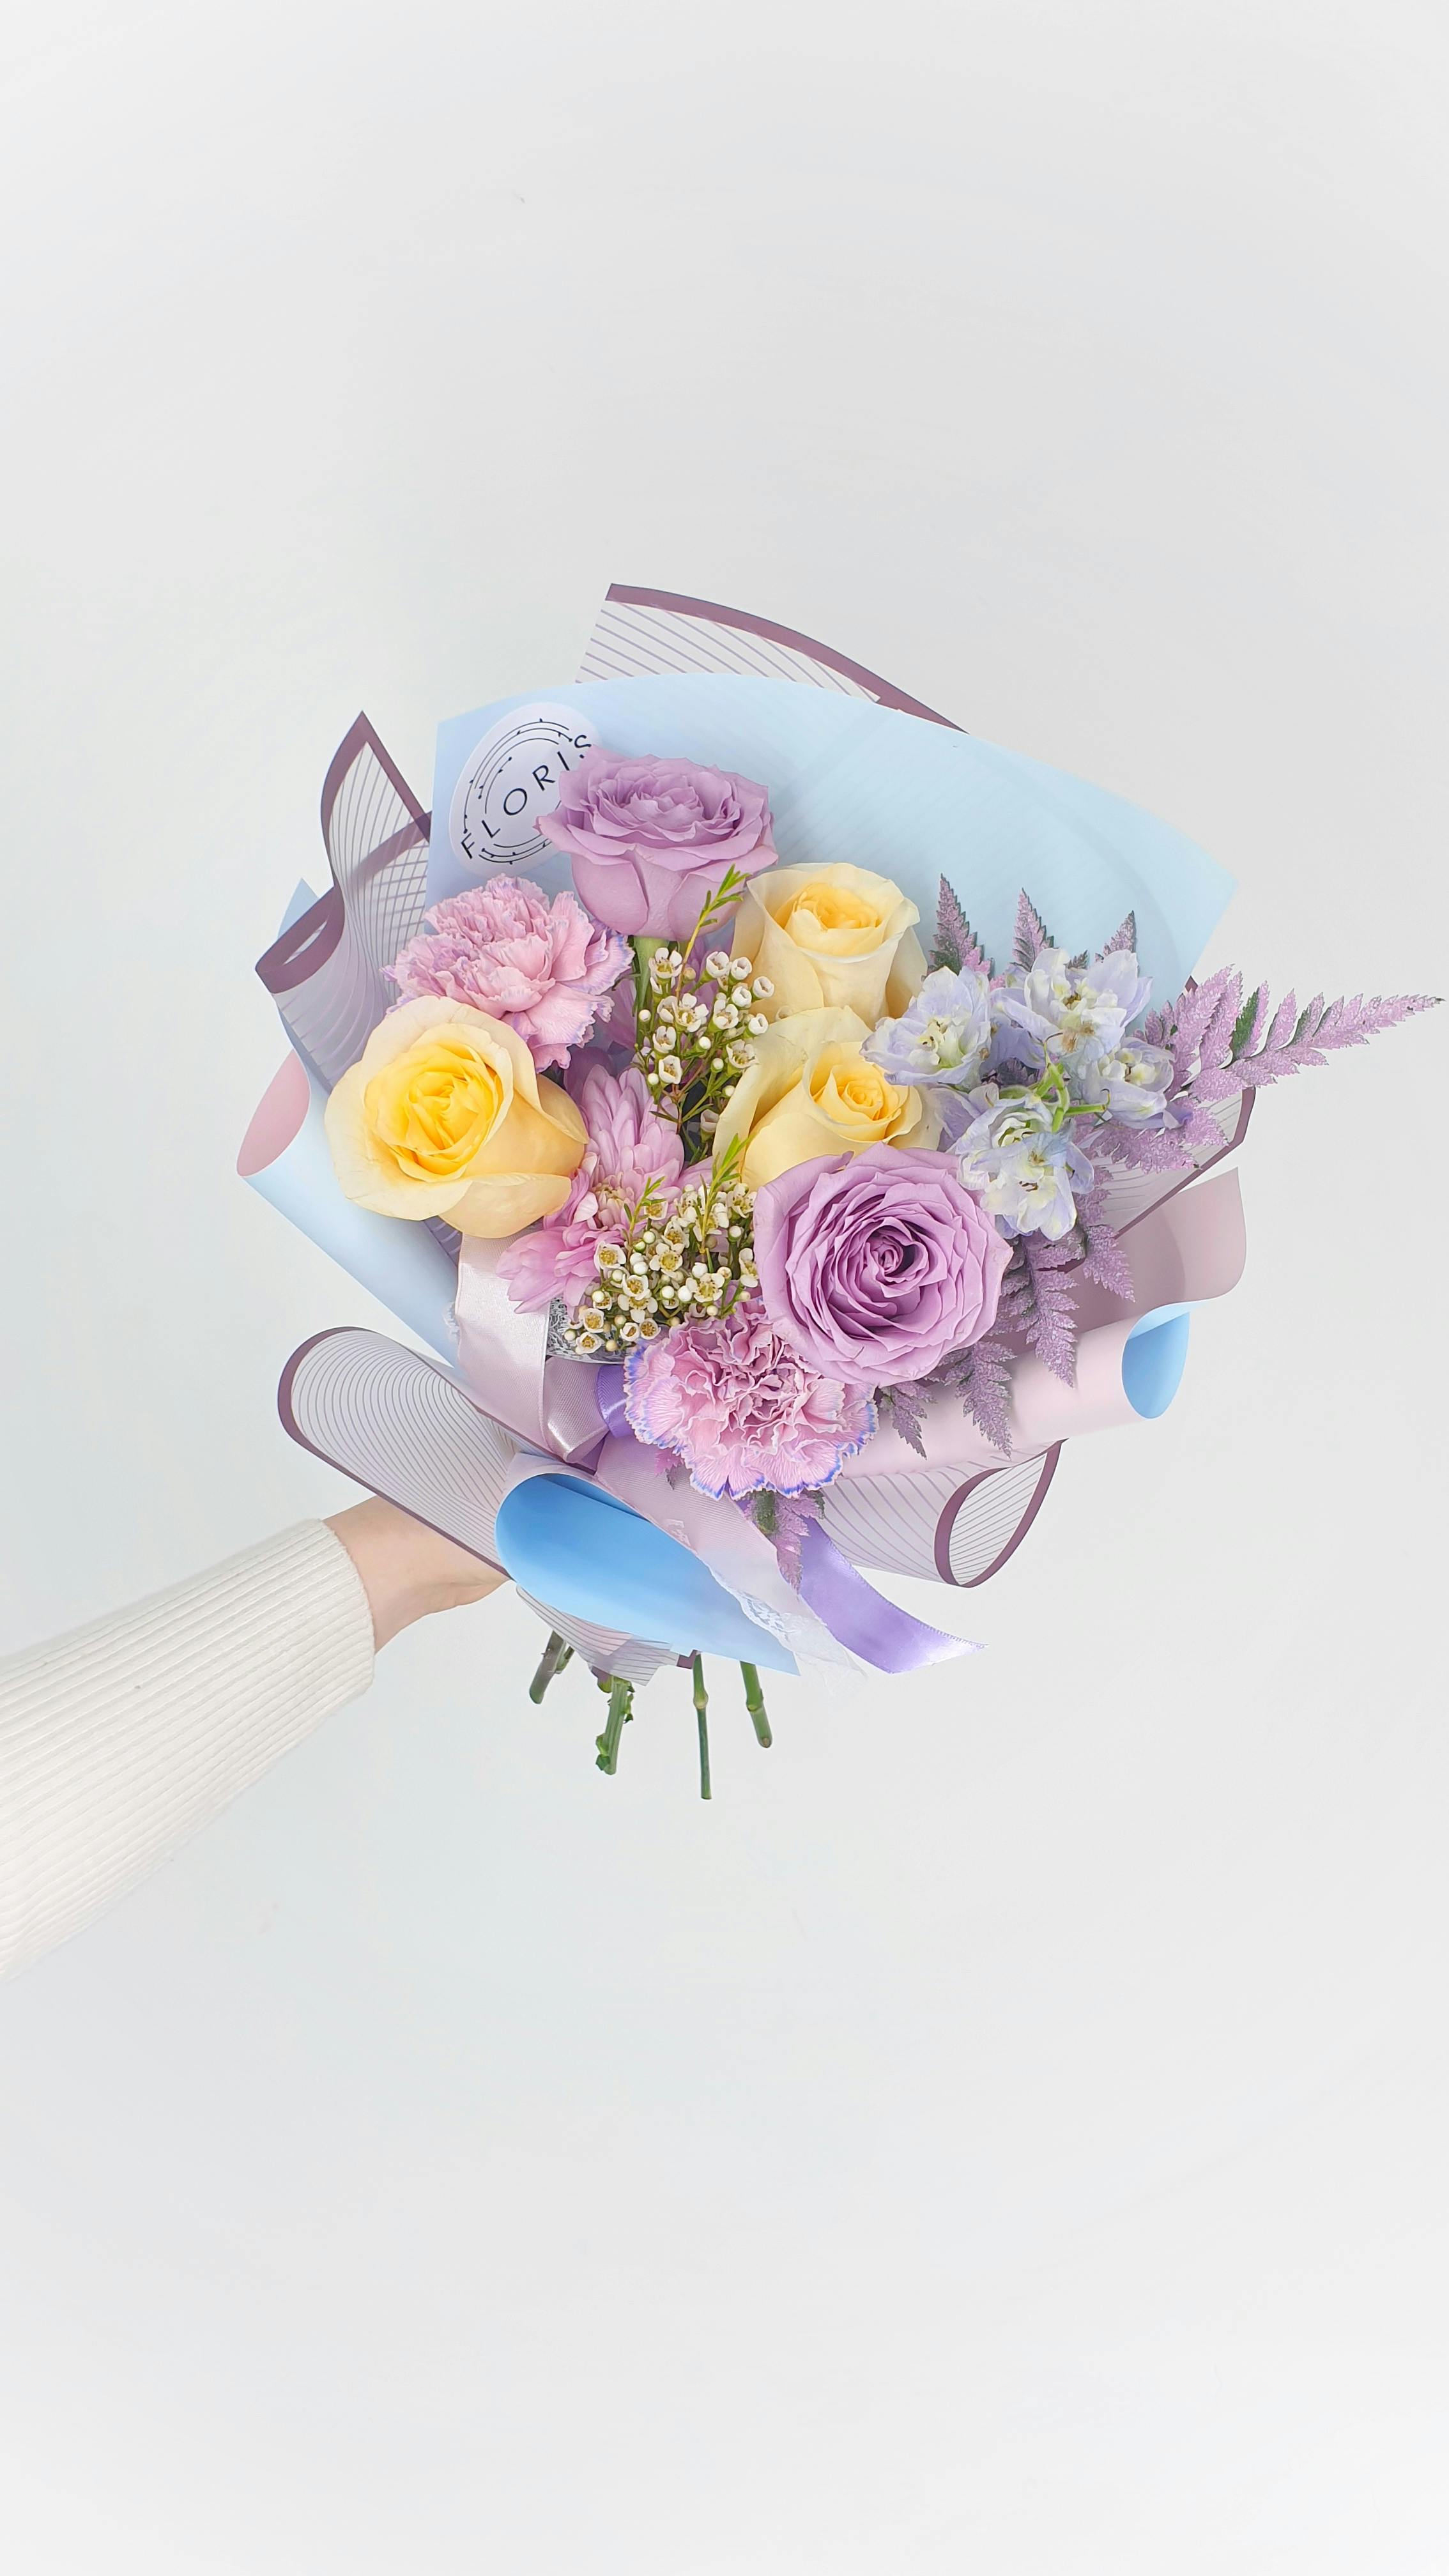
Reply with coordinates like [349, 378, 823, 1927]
[753, 1146, 1011, 1390]
[537, 747, 776, 940]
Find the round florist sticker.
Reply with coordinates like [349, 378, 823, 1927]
[448, 703, 596, 877]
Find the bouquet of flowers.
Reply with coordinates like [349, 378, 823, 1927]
[240, 588, 1434, 1794]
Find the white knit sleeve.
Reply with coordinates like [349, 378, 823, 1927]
[0, 1521, 376, 1979]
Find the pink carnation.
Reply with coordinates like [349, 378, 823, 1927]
[498, 1067, 685, 1314]
[388, 878, 627, 1071]
[623, 1299, 876, 1499]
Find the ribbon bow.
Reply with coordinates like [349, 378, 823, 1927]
[454, 1241, 978, 1675]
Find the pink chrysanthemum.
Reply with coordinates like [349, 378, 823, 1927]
[623, 1300, 876, 1500]
[388, 878, 627, 1071]
[498, 1066, 686, 1314]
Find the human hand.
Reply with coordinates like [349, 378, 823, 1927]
[326, 1497, 507, 1650]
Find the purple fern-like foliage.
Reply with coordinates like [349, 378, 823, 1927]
[1088, 1119, 1203, 1174]
[872, 1191, 1132, 1456]
[875, 1379, 930, 1459]
[1153, 970, 1437, 1112]
[931, 876, 994, 979]
[1075, 1184, 1135, 1299]
[1008, 1236, 1078, 1386]
[949, 1337, 1015, 1454]
[1012, 891, 1054, 972]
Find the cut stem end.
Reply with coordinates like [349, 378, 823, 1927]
[740, 1662, 772, 1749]
[528, 1632, 574, 1704]
[691, 1653, 712, 1800]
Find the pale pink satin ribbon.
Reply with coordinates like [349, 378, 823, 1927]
[453, 1241, 608, 1463]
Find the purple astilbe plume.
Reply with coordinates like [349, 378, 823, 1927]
[1012, 891, 1054, 972]
[931, 876, 994, 978]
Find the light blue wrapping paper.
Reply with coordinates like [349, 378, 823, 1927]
[429, 676, 1234, 1008]
[253, 673, 1239, 1662]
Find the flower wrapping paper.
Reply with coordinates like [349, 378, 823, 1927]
[240, 587, 1433, 1780]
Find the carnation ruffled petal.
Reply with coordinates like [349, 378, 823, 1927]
[623, 1301, 875, 1500]
[388, 878, 628, 1071]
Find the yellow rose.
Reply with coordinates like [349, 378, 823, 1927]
[325, 997, 586, 1239]
[735, 862, 927, 1023]
[713, 1006, 940, 1187]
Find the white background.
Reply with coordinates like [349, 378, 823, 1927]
[3, 3, 1447, 2568]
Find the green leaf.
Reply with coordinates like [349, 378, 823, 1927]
[1229, 986, 1262, 1059]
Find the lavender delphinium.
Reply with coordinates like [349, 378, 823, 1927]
[954, 1085, 1097, 1241]
[995, 944, 1153, 1082]
[863, 965, 993, 1091]
[1073, 1038, 1175, 1126]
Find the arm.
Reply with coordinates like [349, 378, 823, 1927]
[0, 1503, 504, 1980]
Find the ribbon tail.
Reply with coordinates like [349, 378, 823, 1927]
[454, 1240, 606, 1463]
[798, 1522, 980, 1671]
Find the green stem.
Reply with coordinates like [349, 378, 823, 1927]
[528, 1632, 574, 1704]
[632, 935, 665, 1015]
[691, 1654, 712, 1800]
[740, 1662, 772, 1749]
[595, 1675, 632, 1775]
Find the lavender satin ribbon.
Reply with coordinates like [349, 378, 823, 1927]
[595, 1367, 974, 1672]
[454, 1243, 606, 1463]
[595, 1362, 631, 1440]
[797, 1521, 977, 1671]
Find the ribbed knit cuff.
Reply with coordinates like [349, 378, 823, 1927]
[0, 1521, 375, 1979]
